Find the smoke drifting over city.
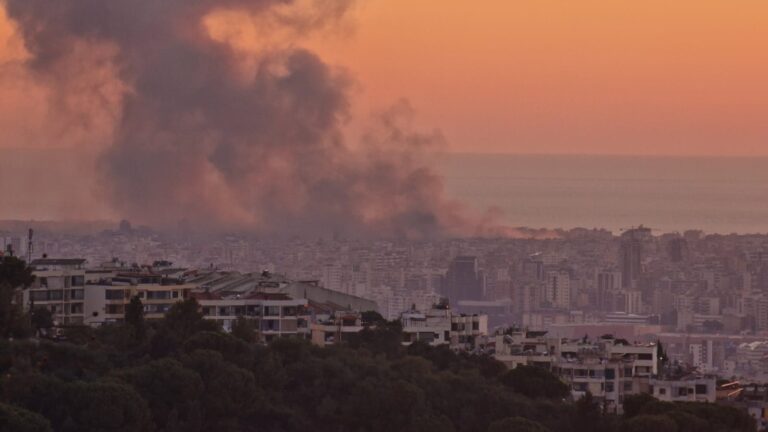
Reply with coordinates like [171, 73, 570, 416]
[4, 0, 518, 238]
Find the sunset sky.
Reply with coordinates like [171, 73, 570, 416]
[313, 0, 768, 156]
[2, 0, 768, 156]
[1, 0, 768, 224]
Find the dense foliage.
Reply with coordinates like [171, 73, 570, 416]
[0, 258, 757, 432]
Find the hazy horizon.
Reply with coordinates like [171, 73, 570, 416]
[3, 149, 767, 236]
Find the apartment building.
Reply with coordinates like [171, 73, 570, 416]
[491, 329, 698, 413]
[650, 376, 716, 403]
[24, 258, 88, 325]
[194, 292, 310, 342]
[311, 311, 365, 346]
[400, 304, 488, 350]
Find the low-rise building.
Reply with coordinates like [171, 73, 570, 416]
[400, 303, 488, 350]
[311, 311, 365, 346]
[651, 376, 717, 403]
[194, 292, 310, 342]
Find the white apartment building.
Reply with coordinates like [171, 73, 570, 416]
[24, 258, 88, 325]
[195, 292, 310, 342]
[400, 304, 488, 350]
[650, 376, 716, 403]
[690, 340, 715, 373]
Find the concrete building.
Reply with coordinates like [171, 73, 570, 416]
[24, 258, 88, 325]
[444, 256, 483, 302]
[311, 311, 365, 346]
[619, 227, 650, 289]
[493, 330, 664, 413]
[545, 269, 571, 309]
[650, 376, 716, 403]
[194, 292, 310, 342]
[400, 303, 488, 350]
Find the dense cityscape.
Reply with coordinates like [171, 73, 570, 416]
[2, 0, 767, 430]
[3, 221, 768, 429]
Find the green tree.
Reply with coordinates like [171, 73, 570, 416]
[624, 414, 677, 432]
[164, 298, 216, 340]
[488, 416, 550, 432]
[31, 307, 54, 337]
[347, 319, 404, 358]
[0, 256, 35, 338]
[622, 393, 657, 419]
[112, 358, 204, 431]
[656, 341, 668, 371]
[230, 316, 257, 343]
[573, 392, 605, 432]
[124, 295, 146, 341]
[60, 381, 153, 432]
[182, 349, 260, 431]
[150, 298, 219, 357]
[0, 256, 35, 289]
[501, 365, 569, 399]
[0, 402, 52, 432]
[360, 310, 385, 326]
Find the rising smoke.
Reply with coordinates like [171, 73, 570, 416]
[4, 0, 523, 238]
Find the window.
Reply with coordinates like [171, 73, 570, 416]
[624, 367, 633, 377]
[146, 291, 170, 300]
[605, 369, 615, 380]
[70, 289, 84, 300]
[605, 382, 614, 392]
[262, 319, 279, 331]
[472, 321, 479, 330]
[678, 388, 688, 396]
[31, 291, 48, 301]
[39, 277, 48, 288]
[71, 276, 85, 286]
[172, 291, 179, 298]
[572, 383, 588, 392]
[695, 384, 707, 394]
[48, 290, 63, 300]
[105, 290, 124, 300]
[624, 382, 633, 391]
[659, 388, 666, 395]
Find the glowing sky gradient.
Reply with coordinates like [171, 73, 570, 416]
[310, 0, 768, 155]
[1, 0, 768, 157]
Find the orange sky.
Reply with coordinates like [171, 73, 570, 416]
[310, 0, 768, 155]
[2, 0, 768, 156]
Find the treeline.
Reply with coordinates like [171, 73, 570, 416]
[0, 257, 758, 432]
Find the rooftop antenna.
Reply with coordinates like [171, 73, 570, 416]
[27, 228, 33, 263]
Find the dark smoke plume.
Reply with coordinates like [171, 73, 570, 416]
[5, 0, 524, 238]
